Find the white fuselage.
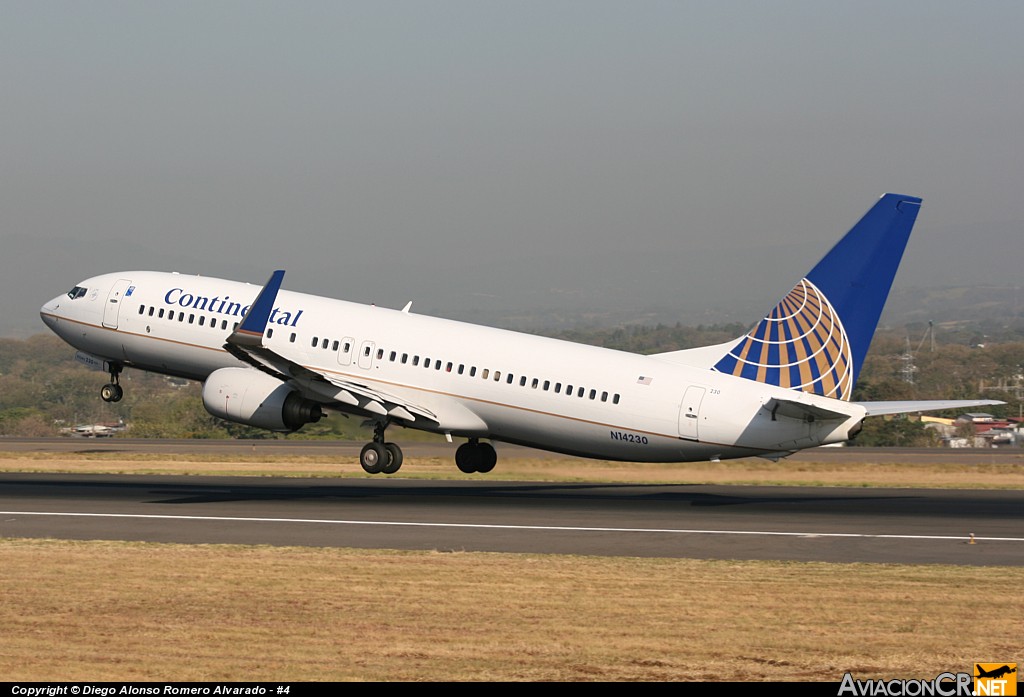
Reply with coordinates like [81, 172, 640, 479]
[40, 271, 866, 462]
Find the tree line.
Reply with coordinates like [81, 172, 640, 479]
[1, 327, 1020, 446]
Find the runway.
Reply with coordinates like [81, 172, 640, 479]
[2, 471, 1022, 565]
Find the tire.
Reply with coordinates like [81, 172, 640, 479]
[360, 442, 386, 474]
[100, 383, 123, 403]
[382, 443, 403, 474]
[477, 442, 497, 473]
[455, 443, 477, 473]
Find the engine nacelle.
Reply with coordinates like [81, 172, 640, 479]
[202, 367, 324, 432]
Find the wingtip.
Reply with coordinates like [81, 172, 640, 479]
[881, 192, 923, 205]
[230, 269, 287, 344]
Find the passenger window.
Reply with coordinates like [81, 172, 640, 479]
[506, 374, 514, 384]
[469, 366, 476, 377]
[332, 340, 339, 351]
[531, 378, 539, 389]
[494, 371, 500, 382]
[377, 348, 384, 360]
[601, 391, 608, 402]
[148, 307, 155, 317]
[520, 376, 527, 387]
[577, 387, 584, 397]
[543, 380, 550, 391]
[290, 333, 296, 342]
[312, 337, 319, 347]
[199, 316, 205, 326]
[322, 338, 329, 349]
[458, 365, 465, 375]
[138, 305, 145, 315]
[555, 383, 561, 394]
[267, 328, 274, 338]
[402, 354, 408, 364]
[481, 369, 489, 380]
[589, 389, 596, 400]
[158, 309, 165, 319]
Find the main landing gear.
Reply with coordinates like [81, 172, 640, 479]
[359, 422, 404, 475]
[455, 438, 497, 474]
[358, 427, 499, 476]
[100, 363, 124, 403]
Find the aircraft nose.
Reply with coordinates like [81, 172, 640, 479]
[40, 296, 63, 329]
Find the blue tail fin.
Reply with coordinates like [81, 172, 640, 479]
[712, 194, 922, 400]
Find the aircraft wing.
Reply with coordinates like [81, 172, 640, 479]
[224, 271, 437, 424]
[855, 400, 1005, 417]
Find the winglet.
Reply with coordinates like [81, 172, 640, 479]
[228, 270, 285, 347]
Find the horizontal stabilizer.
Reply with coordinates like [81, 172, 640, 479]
[856, 400, 1006, 417]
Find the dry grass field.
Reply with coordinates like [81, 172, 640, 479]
[2, 446, 1024, 488]
[2, 447, 1022, 681]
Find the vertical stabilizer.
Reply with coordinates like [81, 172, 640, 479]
[712, 194, 922, 400]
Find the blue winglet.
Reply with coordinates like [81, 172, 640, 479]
[712, 194, 922, 400]
[235, 270, 285, 341]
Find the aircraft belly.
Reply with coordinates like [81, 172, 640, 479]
[468, 400, 690, 462]
[118, 332, 234, 381]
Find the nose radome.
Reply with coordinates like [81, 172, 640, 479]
[40, 297, 62, 328]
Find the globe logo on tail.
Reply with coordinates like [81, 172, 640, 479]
[713, 279, 853, 400]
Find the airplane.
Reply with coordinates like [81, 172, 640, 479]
[975, 665, 1016, 680]
[39, 193, 1003, 474]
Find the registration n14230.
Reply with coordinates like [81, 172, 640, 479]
[610, 430, 648, 445]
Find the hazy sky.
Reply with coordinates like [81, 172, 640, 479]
[3, 1, 1023, 337]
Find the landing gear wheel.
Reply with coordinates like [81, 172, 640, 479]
[360, 442, 386, 474]
[477, 442, 497, 473]
[455, 440, 498, 474]
[455, 442, 477, 473]
[100, 383, 123, 403]
[381, 443, 404, 474]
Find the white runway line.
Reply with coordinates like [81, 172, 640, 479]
[2, 510, 1023, 542]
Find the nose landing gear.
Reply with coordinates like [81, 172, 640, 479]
[100, 363, 124, 403]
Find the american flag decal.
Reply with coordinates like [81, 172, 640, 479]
[711, 278, 853, 400]
[637, 376, 653, 385]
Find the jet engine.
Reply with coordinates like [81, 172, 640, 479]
[202, 367, 323, 432]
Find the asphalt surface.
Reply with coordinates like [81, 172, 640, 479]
[3, 436, 1022, 465]
[2, 467, 1022, 565]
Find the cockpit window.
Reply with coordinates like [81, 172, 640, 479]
[67, 286, 87, 300]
